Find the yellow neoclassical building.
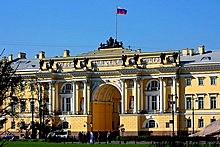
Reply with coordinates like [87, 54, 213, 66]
[1, 38, 220, 138]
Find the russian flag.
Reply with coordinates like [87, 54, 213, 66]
[117, 8, 127, 15]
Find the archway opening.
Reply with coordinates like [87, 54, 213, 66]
[92, 84, 121, 132]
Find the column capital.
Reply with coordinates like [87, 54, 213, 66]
[83, 79, 88, 84]
[72, 80, 77, 84]
[120, 78, 125, 82]
[159, 77, 164, 80]
[172, 76, 177, 80]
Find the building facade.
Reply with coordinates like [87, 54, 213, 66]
[1, 38, 220, 138]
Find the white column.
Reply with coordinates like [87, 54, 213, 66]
[56, 82, 58, 113]
[133, 78, 138, 113]
[38, 82, 42, 102]
[140, 79, 143, 111]
[159, 77, 164, 113]
[72, 81, 76, 114]
[172, 76, 177, 112]
[38, 82, 42, 119]
[83, 80, 87, 115]
[121, 79, 125, 114]
[49, 82, 53, 115]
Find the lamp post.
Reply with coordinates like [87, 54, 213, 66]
[192, 96, 197, 134]
[31, 99, 35, 139]
[168, 94, 177, 137]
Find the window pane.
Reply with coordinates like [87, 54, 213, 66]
[66, 98, 71, 111]
[210, 97, 216, 109]
[20, 101, 26, 112]
[63, 122, 69, 129]
[151, 96, 157, 110]
[210, 77, 216, 85]
[186, 97, 192, 109]
[198, 119, 204, 128]
[11, 121, 15, 129]
[147, 120, 156, 128]
[198, 78, 204, 86]
[186, 119, 191, 128]
[185, 78, 191, 86]
[198, 97, 204, 109]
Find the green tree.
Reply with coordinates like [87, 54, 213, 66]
[0, 56, 22, 117]
[0, 50, 22, 147]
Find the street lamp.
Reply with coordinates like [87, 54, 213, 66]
[168, 94, 177, 137]
[192, 96, 197, 134]
[31, 99, 35, 139]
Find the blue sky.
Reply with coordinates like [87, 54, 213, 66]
[1, 0, 220, 59]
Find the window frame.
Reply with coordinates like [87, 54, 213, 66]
[147, 80, 159, 91]
[210, 96, 217, 109]
[198, 118, 204, 128]
[210, 76, 217, 85]
[62, 83, 73, 94]
[198, 77, 204, 86]
[146, 120, 158, 128]
[211, 117, 216, 123]
[197, 97, 204, 110]
[20, 100, 26, 113]
[185, 97, 192, 110]
[11, 121, 15, 129]
[185, 78, 192, 86]
[186, 118, 191, 128]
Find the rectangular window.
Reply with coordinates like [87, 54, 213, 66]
[166, 122, 170, 128]
[185, 78, 191, 86]
[211, 118, 216, 123]
[198, 97, 204, 109]
[151, 96, 157, 110]
[30, 101, 35, 112]
[186, 119, 191, 128]
[186, 97, 192, 109]
[198, 77, 204, 86]
[11, 121, 15, 129]
[62, 98, 65, 111]
[20, 82, 25, 92]
[66, 98, 71, 111]
[30, 83, 35, 91]
[10, 102, 16, 113]
[20, 121, 26, 129]
[20, 101, 26, 113]
[210, 96, 217, 109]
[198, 118, 204, 128]
[210, 76, 216, 85]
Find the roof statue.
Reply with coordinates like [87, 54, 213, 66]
[99, 37, 123, 49]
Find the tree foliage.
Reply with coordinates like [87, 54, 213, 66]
[0, 57, 22, 117]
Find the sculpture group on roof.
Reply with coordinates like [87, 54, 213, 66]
[99, 37, 123, 49]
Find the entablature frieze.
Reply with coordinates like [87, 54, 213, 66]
[180, 64, 220, 73]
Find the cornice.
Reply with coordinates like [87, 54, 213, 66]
[180, 64, 220, 72]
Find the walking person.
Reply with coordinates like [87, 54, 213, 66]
[107, 131, 111, 144]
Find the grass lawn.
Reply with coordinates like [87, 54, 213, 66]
[2, 141, 157, 147]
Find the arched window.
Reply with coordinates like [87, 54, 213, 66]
[145, 80, 160, 111]
[58, 120, 70, 129]
[146, 120, 158, 128]
[62, 83, 73, 93]
[147, 80, 159, 91]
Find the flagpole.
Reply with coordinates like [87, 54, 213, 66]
[116, 6, 118, 40]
